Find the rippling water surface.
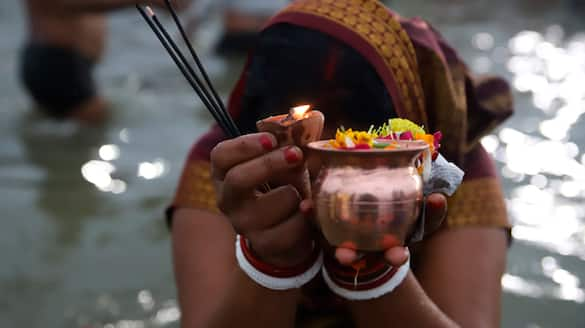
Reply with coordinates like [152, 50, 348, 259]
[1, 1, 584, 327]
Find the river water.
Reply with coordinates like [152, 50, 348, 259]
[0, 1, 584, 327]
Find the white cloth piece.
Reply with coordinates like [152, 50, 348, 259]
[235, 235, 324, 290]
[424, 154, 464, 196]
[322, 259, 410, 301]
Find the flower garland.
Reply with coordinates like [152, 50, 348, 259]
[330, 118, 442, 156]
[328, 119, 442, 179]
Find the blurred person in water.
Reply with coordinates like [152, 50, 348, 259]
[217, 0, 290, 53]
[183, 0, 291, 54]
[19, 0, 191, 122]
[168, 0, 514, 327]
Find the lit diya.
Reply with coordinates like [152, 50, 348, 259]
[307, 119, 443, 251]
[256, 105, 325, 198]
[256, 105, 325, 147]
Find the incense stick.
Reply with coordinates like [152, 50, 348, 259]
[137, 4, 270, 192]
[145, 7, 238, 137]
[136, 5, 239, 137]
[163, 0, 240, 136]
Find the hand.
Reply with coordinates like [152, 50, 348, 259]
[331, 193, 448, 267]
[211, 133, 316, 268]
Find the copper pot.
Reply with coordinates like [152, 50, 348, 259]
[307, 140, 429, 251]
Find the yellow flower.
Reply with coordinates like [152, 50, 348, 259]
[332, 129, 375, 148]
[414, 133, 435, 154]
[355, 131, 374, 145]
[388, 118, 426, 135]
[335, 129, 356, 148]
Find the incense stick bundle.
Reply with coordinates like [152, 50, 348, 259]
[137, 3, 270, 192]
[136, 3, 240, 138]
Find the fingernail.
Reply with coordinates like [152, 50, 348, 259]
[428, 198, 441, 209]
[380, 234, 400, 249]
[339, 241, 357, 250]
[259, 135, 276, 151]
[299, 200, 313, 215]
[284, 146, 301, 163]
[335, 248, 356, 265]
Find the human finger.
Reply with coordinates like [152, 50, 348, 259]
[384, 246, 409, 267]
[210, 132, 277, 180]
[423, 193, 448, 235]
[221, 146, 303, 203]
[299, 198, 318, 225]
[247, 211, 315, 267]
[334, 248, 360, 266]
[229, 185, 301, 233]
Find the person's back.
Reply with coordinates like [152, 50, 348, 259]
[21, 0, 108, 121]
[20, 0, 191, 122]
[24, 0, 107, 61]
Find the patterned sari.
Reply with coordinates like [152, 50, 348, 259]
[169, 0, 513, 326]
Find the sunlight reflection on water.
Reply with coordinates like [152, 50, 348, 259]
[68, 291, 180, 328]
[75, 18, 585, 328]
[138, 159, 168, 180]
[500, 256, 585, 305]
[475, 25, 585, 305]
[3, 1, 585, 327]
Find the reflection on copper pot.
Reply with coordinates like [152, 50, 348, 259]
[307, 140, 429, 251]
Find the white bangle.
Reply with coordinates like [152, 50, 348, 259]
[235, 235, 323, 290]
[322, 259, 410, 300]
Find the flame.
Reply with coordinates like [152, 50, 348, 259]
[290, 105, 312, 120]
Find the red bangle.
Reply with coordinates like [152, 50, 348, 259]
[326, 265, 399, 291]
[322, 258, 410, 300]
[323, 253, 399, 291]
[240, 237, 321, 278]
[324, 254, 389, 280]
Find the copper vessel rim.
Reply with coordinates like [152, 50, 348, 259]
[307, 140, 429, 154]
[314, 198, 423, 204]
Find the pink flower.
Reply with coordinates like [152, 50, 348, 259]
[354, 144, 371, 150]
[433, 131, 443, 150]
[399, 131, 413, 140]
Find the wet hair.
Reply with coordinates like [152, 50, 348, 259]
[235, 23, 395, 133]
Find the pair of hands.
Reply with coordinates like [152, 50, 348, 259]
[211, 132, 448, 270]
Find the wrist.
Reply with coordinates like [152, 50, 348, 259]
[235, 235, 323, 290]
[322, 252, 410, 300]
[240, 236, 321, 277]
